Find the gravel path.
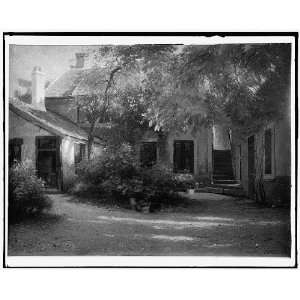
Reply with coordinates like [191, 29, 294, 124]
[8, 192, 291, 256]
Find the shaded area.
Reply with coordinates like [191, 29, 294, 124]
[8, 192, 291, 256]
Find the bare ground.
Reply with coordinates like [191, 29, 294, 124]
[8, 192, 291, 256]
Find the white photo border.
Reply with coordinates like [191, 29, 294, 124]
[3, 32, 297, 268]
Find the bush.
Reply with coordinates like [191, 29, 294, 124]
[76, 143, 139, 185]
[74, 144, 186, 211]
[174, 173, 195, 190]
[9, 161, 51, 221]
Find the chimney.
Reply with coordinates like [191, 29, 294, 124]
[31, 66, 46, 111]
[75, 53, 86, 68]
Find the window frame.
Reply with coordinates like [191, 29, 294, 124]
[74, 143, 86, 170]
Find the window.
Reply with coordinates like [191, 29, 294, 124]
[173, 140, 194, 173]
[264, 128, 273, 176]
[9, 138, 23, 167]
[140, 142, 157, 167]
[74, 143, 86, 167]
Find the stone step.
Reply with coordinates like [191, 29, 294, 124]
[195, 185, 246, 197]
[213, 179, 237, 184]
[209, 183, 241, 189]
[213, 175, 235, 180]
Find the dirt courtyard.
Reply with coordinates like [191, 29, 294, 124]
[8, 192, 291, 256]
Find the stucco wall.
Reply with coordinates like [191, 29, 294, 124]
[60, 137, 76, 185]
[9, 110, 52, 164]
[213, 125, 231, 150]
[9, 110, 89, 189]
[140, 126, 213, 178]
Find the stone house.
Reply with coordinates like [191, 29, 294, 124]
[9, 66, 102, 190]
[45, 53, 215, 181]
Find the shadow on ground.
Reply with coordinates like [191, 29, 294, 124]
[8, 192, 291, 256]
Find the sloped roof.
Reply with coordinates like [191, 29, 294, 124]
[10, 98, 89, 141]
[45, 66, 140, 98]
[72, 67, 109, 96]
[46, 68, 87, 98]
[46, 67, 109, 98]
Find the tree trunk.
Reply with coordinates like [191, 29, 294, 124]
[87, 120, 97, 160]
[87, 134, 94, 160]
[85, 66, 122, 159]
[227, 128, 237, 179]
[254, 132, 266, 204]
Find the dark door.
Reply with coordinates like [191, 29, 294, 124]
[248, 135, 255, 198]
[173, 140, 194, 173]
[140, 142, 157, 167]
[36, 136, 61, 188]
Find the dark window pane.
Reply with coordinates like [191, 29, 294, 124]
[80, 144, 86, 161]
[140, 142, 157, 167]
[173, 140, 194, 173]
[75, 143, 85, 165]
[264, 129, 272, 174]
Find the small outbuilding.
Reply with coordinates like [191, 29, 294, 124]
[9, 66, 102, 190]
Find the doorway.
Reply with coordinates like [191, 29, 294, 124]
[36, 136, 61, 188]
[248, 135, 255, 198]
[140, 142, 157, 167]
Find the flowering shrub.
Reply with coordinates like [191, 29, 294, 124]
[174, 173, 195, 190]
[9, 161, 51, 221]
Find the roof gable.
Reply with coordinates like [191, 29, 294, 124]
[10, 98, 89, 141]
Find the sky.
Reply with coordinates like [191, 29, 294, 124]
[9, 45, 94, 96]
[9, 44, 185, 97]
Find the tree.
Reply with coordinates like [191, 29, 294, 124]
[144, 43, 291, 203]
[72, 43, 291, 203]
[72, 45, 175, 158]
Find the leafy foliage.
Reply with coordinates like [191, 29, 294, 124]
[177, 43, 291, 133]
[73, 144, 186, 211]
[138, 43, 291, 135]
[70, 44, 291, 205]
[9, 161, 51, 221]
[72, 45, 176, 157]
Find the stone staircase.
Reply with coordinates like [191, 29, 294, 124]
[212, 150, 236, 185]
[193, 149, 246, 197]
